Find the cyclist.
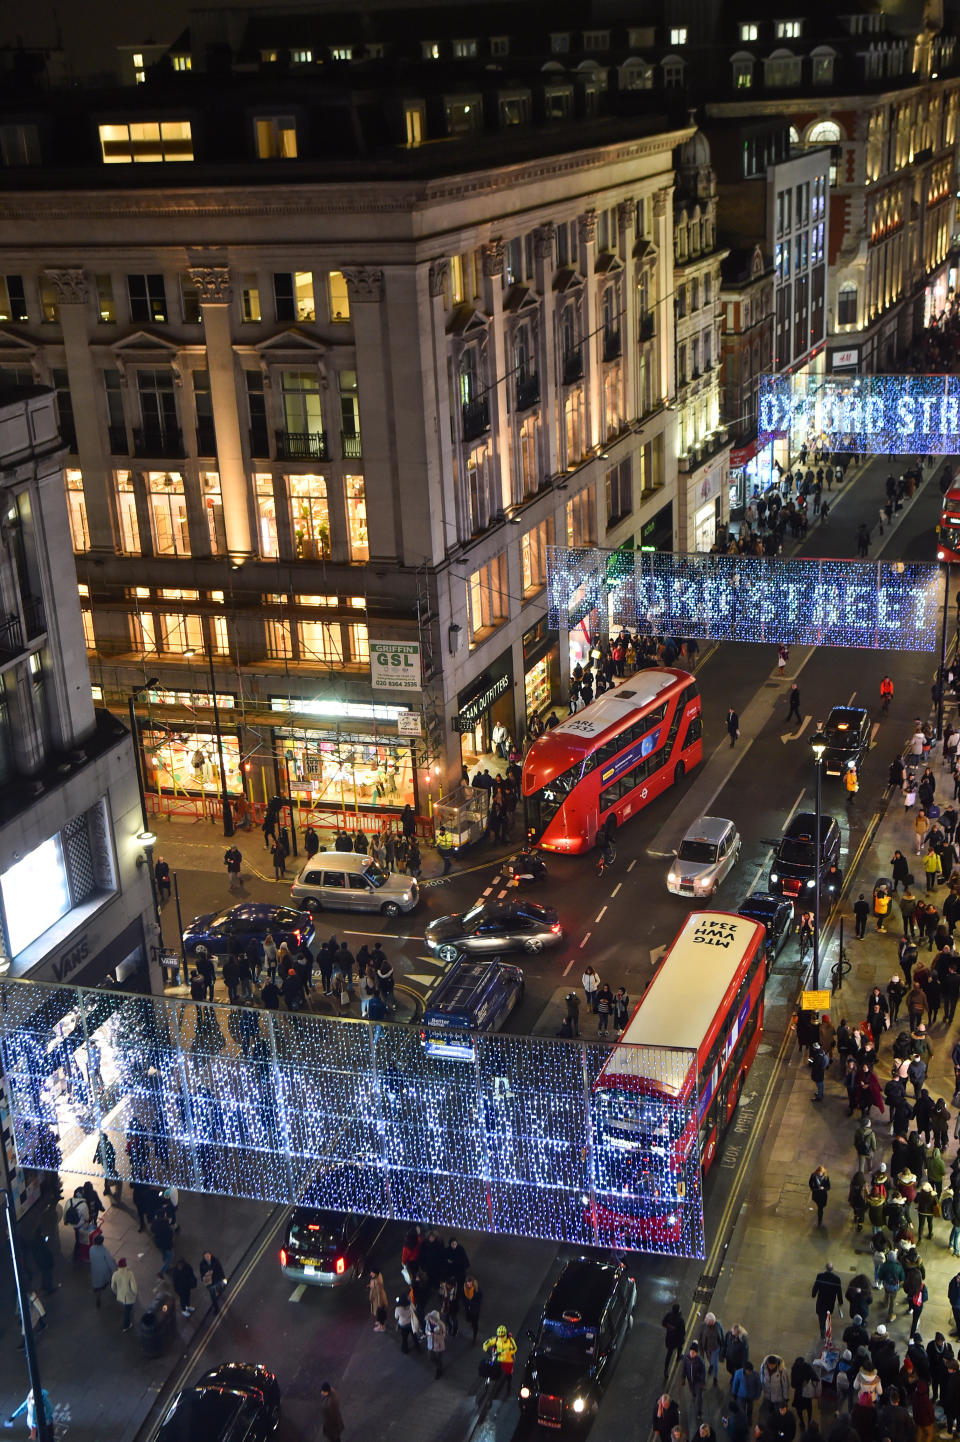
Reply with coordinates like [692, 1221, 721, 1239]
[880, 676, 894, 714]
[483, 1324, 518, 1394]
[798, 910, 814, 957]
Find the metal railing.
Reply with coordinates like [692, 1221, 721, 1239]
[603, 327, 622, 362]
[515, 373, 540, 411]
[133, 426, 184, 459]
[275, 429, 328, 461]
[562, 348, 583, 384]
[461, 397, 490, 441]
[341, 433, 362, 459]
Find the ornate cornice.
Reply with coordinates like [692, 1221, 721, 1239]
[341, 266, 384, 302]
[534, 223, 556, 259]
[187, 265, 232, 302]
[578, 209, 597, 245]
[481, 240, 504, 278]
[44, 267, 89, 304]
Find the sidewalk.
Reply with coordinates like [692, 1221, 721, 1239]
[688, 724, 958, 1430]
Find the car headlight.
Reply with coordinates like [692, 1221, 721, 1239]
[668, 872, 679, 885]
[572, 1398, 586, 1414]
[770, 872, 778, 883]
[806, 878, 816, 889]
[520, 1386, 531, 1399]
[401, 893, 410, 902]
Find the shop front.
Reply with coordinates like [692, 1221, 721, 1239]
[454, 651, 516, 767]
[693, 464, 725, 552]
[728, 436, 778, 512]
[522, 616, 560, 731]
[639, 498, 673, 553]
[273, 723, 416, 814]
[142, 724, 243, 797]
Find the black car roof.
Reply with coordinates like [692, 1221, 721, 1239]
[826, 706, 867, 724]
[545, 1260, 621, 1325]
[784, 812, 836, 840]
[738, 893, 784, 914]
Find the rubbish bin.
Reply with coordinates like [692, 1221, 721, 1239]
[138, 1287, 176, 1356]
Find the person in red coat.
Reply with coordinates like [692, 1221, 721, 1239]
[855, 1065, 886, 1119]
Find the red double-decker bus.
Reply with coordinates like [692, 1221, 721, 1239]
[522, 668, 702, 853]
[588, 911, 767, 1252]
[937, 486, 960, 562]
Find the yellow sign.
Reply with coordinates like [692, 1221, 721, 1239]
[801, 989, 831, 1012]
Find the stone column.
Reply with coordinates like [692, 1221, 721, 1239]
[578, 209, 600, 450]
[617, 201, 638, 418]
[341, 266, 400, 561]
[482, 240, 512, 510]
[653, 188, 675, 403]
[427, 259, 460, 545]
[534, 224, 559, 479]
[44, 268, 114, 551]
[187, 262, 252, 557]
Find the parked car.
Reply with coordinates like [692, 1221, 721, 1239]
[768, 811, 841, 902]
[289, 851, 418, 917]
[666, 816, 741, 897]
[425, 900, 562, 962]
[156, 1362, 280, 1441]
[737, 891, 794, 967]
[821, 706, 870, 777]
[518, 1258, 636, 1430]
[182, 903, 312, 959]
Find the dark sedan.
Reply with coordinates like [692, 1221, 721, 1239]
[156, 1363, 280, 1441]
[182, 903, 312, 959]
[737, 892, 794, 968]
[425, 900, 563, 962]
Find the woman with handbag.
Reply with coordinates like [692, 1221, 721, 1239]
[199, 1250, 226, 1313]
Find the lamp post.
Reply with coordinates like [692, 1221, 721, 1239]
[937, 561, 951, 741]
[0, 1189, 54, 1442]
[810, 729, 828, 992]
[128, 680, 163, 942]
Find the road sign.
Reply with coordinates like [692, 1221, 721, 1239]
[801, 989, 831, 1012]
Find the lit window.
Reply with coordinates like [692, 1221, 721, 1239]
[566, 487, 597, 546]
[329, 270, 350, 321]
[739, 23, 759, 41]
[260, 49, 279, 63]
[255, 116, 297, 159]
[422, 41, 440, 60]
[349, 596, 366, 609]
[298, 618, 342, 663]
[240, 274, 261, 323]
[291, 49, 313, 65]
[96, 274, 115, 323]
[65, 469, 89, 552]
[114, 471, 141, 555]
[78, 583, 89, 598]
[133, 53, 143, 67]
[39, 276, 58, 323]
[201, 471, 225, 554]
[467, 552, 509, 642]
[345, 475, 368, 560]
[180, 272, 201, 324]
[281, 370, 323, 436]
[1, 835, 71, 956]
[159, 613, 203, 654]
[98, 120, 193, 163]
[255, 473, 278, 557]
[273, 271, 314, 322]
[404, 105, 424, 147]
[172, 55, 192, 71]
[776, 20, 802, 39]
[452, 39, 478, 58]
[288, 473, 330, 558]
[347, 622, 369, 663]
[331, 46, 353, 60]
[81, 608, 95, 650]
[296, 594, 338, 606]
[266, 617, 292, 658]
[128, 273, 167, 323]
[521, 517, 555, 595]
[147, 471, 190, 556]
[669, 27, 688, 45]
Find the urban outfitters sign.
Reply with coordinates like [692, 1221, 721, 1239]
[758, 373, 960, 454]
[369, 640, 422, 692]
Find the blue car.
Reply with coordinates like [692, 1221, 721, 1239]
[182, 903, 312, 959]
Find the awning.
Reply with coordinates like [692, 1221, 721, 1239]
[729, 437, 761, 468]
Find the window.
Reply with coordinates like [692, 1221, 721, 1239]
[491, 36, 509, 56]
[328, 271, 350, 322]
[467, 552, 509, 641]
[266, 617, 292, 658]
[37, 275, 57, 323]
[65, 470, 89, 551]
[95, 274, 115, 323]
[147, 471, 190, 556]
[281, 370, 323, 435]
[550, 33, 570, 54]
[566, 487, 597, 546]
[605, 460, 633, 528]
[201, 471, 225, 554]
[137, 368, 178, 435]
[0, 123, 40, 166]
[445, 99, 480, 136]
[288, 473, 330, 558]
[172, 54, 191, 71]
[807, 120, 841, 145]
[739, 23, 759, 41]
[776, 20, 802, 38]
[662, 57, 685, 86]
[274, 271, 314, 323]
[80, 605, 95, 650]
[339, 369, 360, 456]
[180, 272, 201, 324]
[0, 275, 27, 322]
[347, 622, 369, 664]
[422, 41, 440, 60]
[255, 473, 278, 557]
[291, 49, 313, 65]
[764, 51, 801, 87]
[240, 273, 261, 323]
[404, 105, 424, 147]
[669, 27, 688, 45]
[211, 615, 230, 656]
[584, 30, 610, 50]
[330, 46, 353, 61]
[812, 52, 835, 84]
[298, 618, 342, 663]
[114, 470, 141, 554]
[545, 88, 573, 119]
[733, 55, 754, 88]
[159, 612, 203, 654]
[499, 95, 530, 127]
[255, 115, 297, 159]
[452, 39, 478, 58]
[837, 283, 857, 325]
[521, 517, 554, 596]
[128, 273, 167, 323]
[98, 120, 193, 163]
[345, 475, 368, 560]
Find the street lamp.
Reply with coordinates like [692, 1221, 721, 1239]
[129, 679, 163, 943]
[810, 729, 828, 992]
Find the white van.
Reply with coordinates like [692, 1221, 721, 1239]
[290, 851, 418, 917]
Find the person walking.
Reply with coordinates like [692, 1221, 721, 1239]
[879, 1250, 905, 1320]
[682, 1343, 707, 1423]
[224, 844, 242, 891]
[154, 855, 171, 902]
[319, 1382, 344, 1442]
[786, 685, 802, 723]
[271, 839, 286, 880]
[425, 1309, 446, 1379]
[663, 1301, 686, 1379]
[89, 1232, 116, 1309]
[698, 1312, 725, 1388]
[731, 1361, 762, 1422]
[5, 1389, 53, 1440]
[809, 1166, 831, 1225]
[303, 825, 319, 860]
[369, 1270, 389, 1332]
[854, 893, 871, 939]
[727, 709, 740, 747]
[811, 1262, 842, 1337]
[111, 1256, 137, 1331]
[199, 1251, 226, 1313]
[809, 1045, 829, 1103]
[171, 1257, 197, 1317]
[462, 1274, 483, 1344]
[395, 1295, 420, 1353]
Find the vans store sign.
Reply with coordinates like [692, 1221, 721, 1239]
[369, 640, 422, 692]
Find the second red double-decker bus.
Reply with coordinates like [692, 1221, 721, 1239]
[937, 486, 960, 562]
[588, 910, 767, 1252]
[522, 668, 702, 853]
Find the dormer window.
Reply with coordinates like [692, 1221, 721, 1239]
[764, 49, 802, 87]
[670, 27, 688, 45]
[453, 38, 478, 58]
[330, 46, 353, 61]
[732, 52, 755, 89]
[491, 36, 509, 56]
[775, 20, 802, 39]
[550, 33, 570, 54]
[422, 41, 440, 60]
[739, 23, 759, 41]
[583, 30, 610, 51]
[290, 49, 313, 65]
[811, 47, 836, 85]
[662, 55, 685, 87]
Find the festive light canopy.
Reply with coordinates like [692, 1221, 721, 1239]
[549, 547, 939, 650]
[0, 980, 703, 1257]
[758, 373, 960, 455]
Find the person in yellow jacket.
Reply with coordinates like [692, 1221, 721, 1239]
[483, 1324, 518, 1392]
[844, 763, 859, 804]
[874, 886, 891, 933]
[923, 847, 943, 892]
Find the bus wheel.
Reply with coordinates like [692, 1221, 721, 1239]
[674, 760, 686, 784]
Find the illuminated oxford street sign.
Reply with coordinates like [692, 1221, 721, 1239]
[546, 547, 939, 651]
[757, 373, 960, 455]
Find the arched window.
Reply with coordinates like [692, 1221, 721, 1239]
[807, 119, 842, 145]
[789, 126, 800, 145]
[837, 282, 857, 326]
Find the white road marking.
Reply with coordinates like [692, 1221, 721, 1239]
[289, 1284, 307, 1303]
[595, 906, 608, 923]
[870, 722, 881, 748]
[627, 859, 637, 872]
[781, 715, 812, 744]
[482, 887, 493, 896]
[497, 888, 508, 899]
[563, 956, 576, 975]
[580, 932, 592, 949]
[610, 882, 622, 898]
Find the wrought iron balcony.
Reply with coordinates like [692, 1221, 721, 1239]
[0, 596, 45, 663]
[602, 327, 622, 362]
[562, 348, 583, 385]
[515, 373, 540, 411]
[341, 433, 363, 459]
[133, 426, 184, 459]
[23, 595, 45, 641]
[640, 312, 656, 341]
[196, 420, 217, 455]
[275, 429, 328, 461]
[461, 398, 490, 442]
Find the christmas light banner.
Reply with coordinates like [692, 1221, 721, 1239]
[758, 373, 960, 454]
[546, 547, 939, 650]
[0, 980, 703, 1257]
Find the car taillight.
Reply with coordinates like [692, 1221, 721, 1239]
[550, 923, 561, 933]
[335, 1256, 346, 1275]
[280, 1249, 287, 1267]
[294, 929, 302, 944]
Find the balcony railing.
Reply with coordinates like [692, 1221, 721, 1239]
[562, 348, 583, 385]
[108, 424, 128, 455]
[640, 312, 656, 341]
[196, 420, 217, 455]
[602, 327, 622, 362]
[249, 424, 270, 457]
[461, 397, 490, 442]
[342, 432, 363, 459]
[515, 373, 540, 411]
[0, 614, 24, 663]
[0, 596, 45, 664]
[275, 429, 328, 461]
[23, 595, 45, 641]
[133, 426, 184, 459]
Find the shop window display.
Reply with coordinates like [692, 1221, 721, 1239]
[279, 732, 414, 812]
[143, 728, 243, 796]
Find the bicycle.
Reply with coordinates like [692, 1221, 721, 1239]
[595, 838, 616, 879]
[831, 947, 852, 994]
[881, 693, 892, 717]
[475, 1360, 508, 1421]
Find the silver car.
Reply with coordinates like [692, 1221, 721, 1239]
[666, 816, 741, 898]
[290, 851, 418, 917]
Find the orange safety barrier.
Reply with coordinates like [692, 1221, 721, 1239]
[145, 791, 434, 838]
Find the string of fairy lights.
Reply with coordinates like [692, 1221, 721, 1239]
[759, 372, 960, 456]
